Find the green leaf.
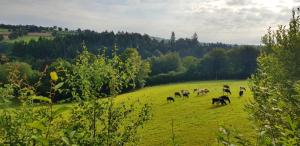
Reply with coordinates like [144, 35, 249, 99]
[32, 135, 49, 146]
[54, 82, 64, 90]
[62, 137, 70, 145]
[30, 95, 52, 103]
[53, 106, 70, 117]
[27, 121, 46, 131]
[69, 131, 76, 138]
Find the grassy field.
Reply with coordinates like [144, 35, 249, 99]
[0, 28, 9, 33]
[5, 34, 53, 43]
[0, 27, 53, 43]
[114, 80, 255, 146]
[0, 80, 255, 145]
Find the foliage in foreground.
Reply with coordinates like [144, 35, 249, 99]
[0, 45, 151, 145]
[217, 9, 300, 146]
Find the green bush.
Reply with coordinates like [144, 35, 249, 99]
[0, 62, 36, 84]
[0, 45, 151, 145]
[217, 9, 300, 146]
[0, 35, 4, 41]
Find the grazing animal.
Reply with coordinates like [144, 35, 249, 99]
[182, 91, 190, 98]
[174, 92, 181, 97]
[240, 86, 246, 91]
[212, 98, 227, 105]
[219, 95, 231, 103]
[223, 88, 231, 95]
[193, 89, 198, 93]
[183, 93, 189, 98]
[167, 97, 175, 102]
[223, 85, 230, 89]
[239, 90, 244, 97]
[181, 90, 189, 94]
[204, 88, 209, 93]
[197, 88, 210, 96]
[197, 90, 205, 96]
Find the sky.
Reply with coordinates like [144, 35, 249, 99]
[0, 0, 299, 44]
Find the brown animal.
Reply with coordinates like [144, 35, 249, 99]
[197, 88, 210, 96]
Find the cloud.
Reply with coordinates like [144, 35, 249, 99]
[0, 0, 299, 44]
[226, 0, 252, 6]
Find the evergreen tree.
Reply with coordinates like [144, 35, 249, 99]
[170, 31, 176, 49]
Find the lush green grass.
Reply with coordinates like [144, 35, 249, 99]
[0, 28, 9, 33]
[0, 80, 255, 145]
[115, 80, 255, 145]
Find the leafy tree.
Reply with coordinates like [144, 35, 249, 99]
[0, 35, 4, 41]
[8, 32, 18, 39]
[182, 56, 199, 71]
[247, 9, 300, 145]
[150, 52, 183, 75]
[226, 46, 259, 78]
[0, 62, 36, 84]
[217, 9, 300, 146]
[121, 48, 151, 88]
[0, 45, 151, 145]
[197, 48, 229, 79]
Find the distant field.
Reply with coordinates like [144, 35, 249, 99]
[0, 27, 53, 43]
[115, 80, 255, 146]
[5, 35, 53, 43]
[0, 28, 9, 33]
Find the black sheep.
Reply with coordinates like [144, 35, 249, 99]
[174, 92, 181, 97]
[167, 97, 175, 102]
[220, 95, 231, 103]
[212, 98, 227, 105]
[239, 90, 244, 97]
[223, 88, 231, 95]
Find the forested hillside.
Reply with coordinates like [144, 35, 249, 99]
[0, 24, 260, 95]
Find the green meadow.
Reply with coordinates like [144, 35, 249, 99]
[114, 80, 255, 145]
[5, 35, 53, 43]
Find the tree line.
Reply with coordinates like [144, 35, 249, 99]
[0, 24, 260, 89]
[148, 45, 259, 85]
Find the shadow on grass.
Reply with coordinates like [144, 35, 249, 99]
[207, 104, 228, 109]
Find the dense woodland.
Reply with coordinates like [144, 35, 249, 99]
[0, 24, 260, 93]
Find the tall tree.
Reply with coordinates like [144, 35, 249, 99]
[192, 32, 198, 42]
[247, 9, 300, 145]
[170, 31, 176, 49]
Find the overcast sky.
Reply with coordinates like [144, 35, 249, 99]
[0, 0, 299, 44]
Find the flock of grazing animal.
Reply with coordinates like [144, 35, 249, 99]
[166, 84, 247, 106]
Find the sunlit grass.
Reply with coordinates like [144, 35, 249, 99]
[115, 80, 255, 145]
[1, 80, 255, 145]
[5, 35, 53, 43]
